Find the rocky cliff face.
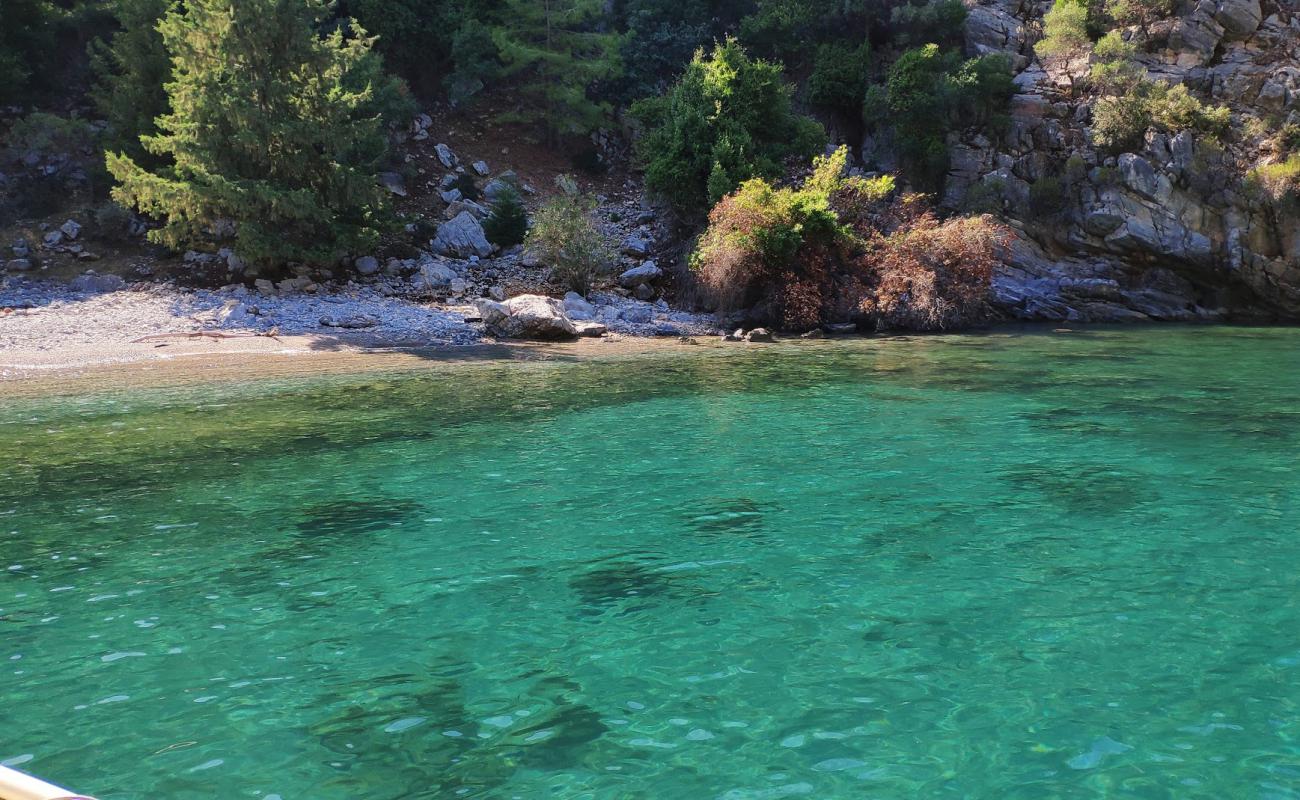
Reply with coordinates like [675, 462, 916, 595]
[953, 0, 1300, 321]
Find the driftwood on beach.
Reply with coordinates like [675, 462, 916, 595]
[131, 329, 281, 344]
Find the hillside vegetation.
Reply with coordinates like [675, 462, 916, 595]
[3, 0, 1298, 328]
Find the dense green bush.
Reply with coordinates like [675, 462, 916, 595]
[808, 41, 872, 116]
[632, 38, 825, 214]
[108, 0, 397, 267]
[525, 177, 613, 294]
[1092, 80, 1230, 152]
[1036, 0, 1091, 96]
[345, 0, 500, 100]
[1105, 0, 1175, 37]
[1028, 175, 1070, 218]
[867, 45, 1013, 191]
[0, 0, 60, 104]
[1088, 31, 1141, 93]
[1092, 93, 1152, 152]
[737, 0, 839, 64]
[890, 0, 969, 46]
[690, 147, 852, 325]
[482, 185, 528, 246]
[617, 0, 714, 100]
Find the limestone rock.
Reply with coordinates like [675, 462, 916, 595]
[435, 143, 458, 168]
[478, 294, 577, 339]
[432, 212, 492, 259]
[378, 171, 407, 197]
[563, 291, 596, 320]
[618, 261, 662, 288]
[412, 260, 458, 292]
[70, 273, 125, 293]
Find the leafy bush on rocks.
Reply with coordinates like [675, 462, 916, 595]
[690, 146, 1012, 331]
[1250, 154, 1300, 203]
[632, 38, 825, 215]
[525, 176, 613, 294]
[808, 41, 871, 116]
[690, 147, 850, 325]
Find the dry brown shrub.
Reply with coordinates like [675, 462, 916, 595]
[691, 188, 779, 313]
[859, 212, 1011, 331]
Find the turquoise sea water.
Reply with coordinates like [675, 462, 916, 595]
[4, 326, 1300, 799]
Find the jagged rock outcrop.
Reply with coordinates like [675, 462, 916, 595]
[947, 0, 1300, 321]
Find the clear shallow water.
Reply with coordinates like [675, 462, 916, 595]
[4, 327, 1300, 799]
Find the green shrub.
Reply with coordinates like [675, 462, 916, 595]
[617, 0, 717, 100]
[92, 200, 135, 240]
[1148, 83, 1230, 137]
[808, 41, 871, 116]
[482, 185, 528, 247]
[0, 0, 62, 104]
[870, 46, 1013, 191]
[1250, 154, 1300, 203]
[1065, 154, 1089, 182]
[1105, 0, 1175, 37]
[737, 0, 840, 64]
[1028, 175, 1069, 218]
[890, 0, 969, 46]
[690, 147, 851, 326]
[1089, 31, 1142, 93]
[1092, 80, 1230, 152]
[689, 146, 1008, 331]
[632, 38, 824, 215]
[525, 177, 613, 294]
[962, 179, 1005, 214]
[1092, 93, 1153, 152]
[1036, 0, 1091, 96]
[6, 112, 96, 155]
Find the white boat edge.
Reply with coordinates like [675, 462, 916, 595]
[0, 765, 93, 800]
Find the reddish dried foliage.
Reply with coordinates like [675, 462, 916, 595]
[692, 175, 1013, 332]
[858, 211, 1011, 331]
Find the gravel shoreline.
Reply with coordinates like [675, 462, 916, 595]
[0, 277, 721, 380]
[0, 277, 719, 350]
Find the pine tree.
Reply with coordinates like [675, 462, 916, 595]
[1036, 0, 1092, 97]
[90, 0, 171, 165]
[492, 0, 622, 142]
[107, 0, 395, 267]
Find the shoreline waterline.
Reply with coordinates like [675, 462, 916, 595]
[0, 322, 1287, 397]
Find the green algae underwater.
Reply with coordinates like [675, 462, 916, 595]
[3, 326, 1300, 799]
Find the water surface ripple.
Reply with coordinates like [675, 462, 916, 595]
[3, 327, 1300, 799]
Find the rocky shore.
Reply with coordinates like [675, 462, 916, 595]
[0, 270, 719, 358]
